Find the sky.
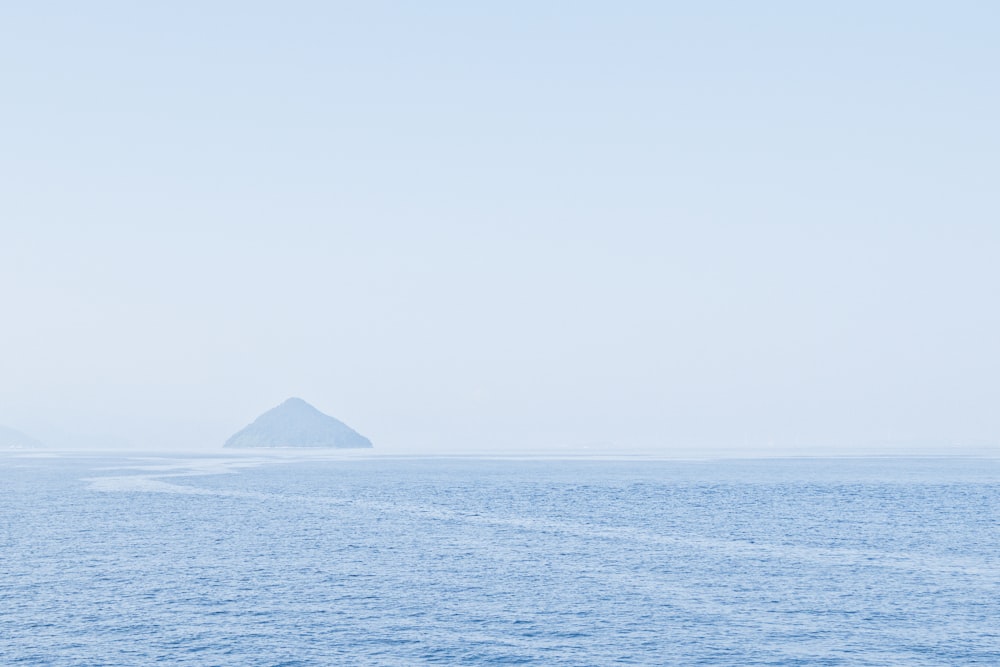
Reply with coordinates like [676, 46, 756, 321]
[1, 2, 998, 454]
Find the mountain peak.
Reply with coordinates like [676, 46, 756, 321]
[224, 398, 372, 449]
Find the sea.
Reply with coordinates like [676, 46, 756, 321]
[2, 453, 998, 666]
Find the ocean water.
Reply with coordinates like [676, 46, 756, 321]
[2, 454, 999, 665]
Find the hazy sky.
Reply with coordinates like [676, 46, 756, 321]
[2, 2, 998, 453]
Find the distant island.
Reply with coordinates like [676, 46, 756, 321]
[0, 425, 43, 450]
[224, 397, 373, 449]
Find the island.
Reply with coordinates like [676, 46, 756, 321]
[224, 397, 373, 449]
[0, 425, 43, 450]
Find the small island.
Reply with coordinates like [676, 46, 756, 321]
[0, 425, 43, 450]
[224, 397, 373, 449]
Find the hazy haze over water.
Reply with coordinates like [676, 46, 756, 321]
[1, 3, 998, 453]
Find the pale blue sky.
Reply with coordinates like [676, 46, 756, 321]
[2, 2, 998, 452]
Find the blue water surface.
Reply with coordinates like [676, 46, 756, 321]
[2, 454, 998, 665]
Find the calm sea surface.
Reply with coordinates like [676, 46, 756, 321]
[2, 454, 999, 665]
